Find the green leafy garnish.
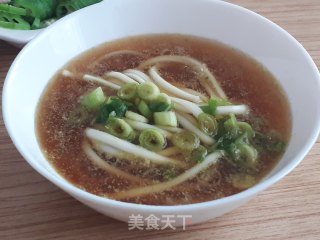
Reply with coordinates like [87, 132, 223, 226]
[149, 102, 172, 112]
[96, 98, 128, 124]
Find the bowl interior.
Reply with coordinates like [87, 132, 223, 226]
[3, 0, 320, 208]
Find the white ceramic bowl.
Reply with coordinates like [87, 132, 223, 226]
[3, 0, 320, 226]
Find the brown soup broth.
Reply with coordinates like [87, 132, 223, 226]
[37, 34, 291, 205]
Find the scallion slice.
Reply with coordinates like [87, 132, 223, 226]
[154, 111, 178, 127]
[139, 128, 166, 151]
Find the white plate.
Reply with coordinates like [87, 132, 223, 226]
[0, 27, 41, 47]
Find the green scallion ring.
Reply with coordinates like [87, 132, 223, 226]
[137, 82, 160, 101]
[172, 131, 200, 151]
[117, 83, 137, 101]
[106, 118, 134, 140]
[198, 113, 218, 136]
[139, 128, 166, 151]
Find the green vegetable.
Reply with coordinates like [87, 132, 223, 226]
[137, 82, 160, 101]
[231, 142, 258, 168]
[224, 114, 238, 137]
[253, 132, 286, 153]
[0, 12, 30, 30]
[137, 100, 152, 119]
[172, 131, 200, 151]
[211, 97, 232, 106]
[0, 4, 29, 16]
[163, 168, 177, 180]
[224, 114, 254, 139]
[96, 98, 128, 124]
[238, 122, 255, 139]
[80, 87, 106, 112]
[201, 99, 218, 115]
[39, 17, 56, 28]
[198, 113, 218, 136]
[238, 143, 258, 166]
[157, 93, 171, 104]
[13, 0, 58, 20]
[148, 93, 172, 112]
[154, 111, 177, 127]
[31, 17, 40, 29]
[149, 102, 172, 112]
[106, 118, 134, 140]
[230, 174, 256, 189]
[216, 114, 258, 168]
[201, 98, 232, 115]
[190, 145, 208, 163]
[56, 0, 103, 18]
[66, 105, 93, 127]
[117, 83, 137, 101]
[139, 128, 166, 151]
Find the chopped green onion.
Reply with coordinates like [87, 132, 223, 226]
[106, 118, 134, 140]
[154, 111, 178, 127]
[80, 87, 106, 112]
[201, 98, 233, 116]
[172, 131, 200, 151]
[137, 82, 160, 101]
[137, 100, 152, 119]
[230, 174, 256, 189]
[117, 83, 137, 101]
[149, 102, 172, 112]
[211, 97, 232, 106]
[149, 93, 173, 112]
[238, 122, 255, 139]
[96, 98, 128, 123]
[157, 93, 171, 104]
[224, 114, 238, 137]
[253, 132, 286, 153]
[200, 99, 218, 115]
[198, 113, 218, 136]
[125, 110, 148, 123]
[139, 128, 166, 151]
[190, 145, 208, 162]
[238, 143, 258, 167]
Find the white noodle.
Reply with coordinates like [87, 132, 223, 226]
[124, 72, 145, 83]
[149, 66, 201, 103]
[62, 70, 74, 78]
[171, 97, 203, 118]
[182, 88, 209, 102]
[123, 69, 152, 82]
[109, 151, 223, 199]
[83, 74, 121, 90]
[176, 113, 215, 145]
[125, 111, 149, 123]
[105, 71, 137, 84]
[216, 105, 249, 115]
[82, 141, 142, 183]
[139, 55, 227, 99]
[158, 147, 181, 157]
[124, 118, 172, 138]
[85, 128, 185, 168]
[179, 112, 198, 126]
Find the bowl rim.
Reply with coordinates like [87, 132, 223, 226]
[3, 0, 320, 212]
